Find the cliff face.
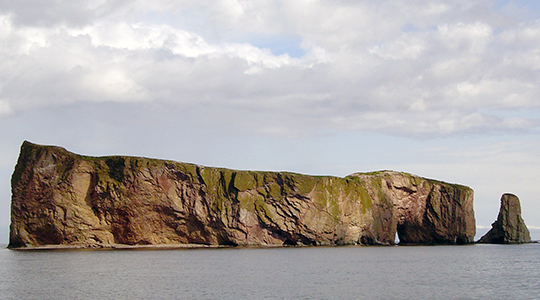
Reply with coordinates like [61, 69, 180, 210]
[9, 141, 476, 248]
[477, 193, 531, 244]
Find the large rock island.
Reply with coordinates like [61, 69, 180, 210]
[9, 141, 476, 249]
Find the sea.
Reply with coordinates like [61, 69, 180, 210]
[0, 243, 539, 299]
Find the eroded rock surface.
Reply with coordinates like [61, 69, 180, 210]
[477, 193, 531, 244]
[9, 141, 476, 248]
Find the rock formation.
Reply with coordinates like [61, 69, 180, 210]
[477, 193, 531, 244]
[9, 141, 476, 249]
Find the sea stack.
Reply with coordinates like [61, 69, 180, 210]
[9, 141, 476, 249]
[478, 193, 531, 244]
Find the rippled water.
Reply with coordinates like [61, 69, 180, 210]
[0, 244, 539, 299]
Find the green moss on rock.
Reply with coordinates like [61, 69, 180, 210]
[233, 171, 258, 191]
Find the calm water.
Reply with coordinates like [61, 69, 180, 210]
[0, 244, 539, 299]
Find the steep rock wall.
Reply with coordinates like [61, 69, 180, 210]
[9, 141, 476, 248]
[477, 193, 531, 244]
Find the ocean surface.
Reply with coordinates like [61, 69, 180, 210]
[0, 244, 539, 299]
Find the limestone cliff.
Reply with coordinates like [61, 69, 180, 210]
[477, 193, 531, 244]
[9, 141, 476, 249]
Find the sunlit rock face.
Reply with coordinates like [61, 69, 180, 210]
[477, 193, 532, 244]
[9, 141, 475, 249]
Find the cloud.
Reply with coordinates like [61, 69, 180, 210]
[0, 99, 13, 117]
[0, 0, 132, 27]
[437, 22, 492, 54]
[0, 1, 539, 138]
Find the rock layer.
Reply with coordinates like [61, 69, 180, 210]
[9, 141, 476, 249]
[477, 193, 531, 244]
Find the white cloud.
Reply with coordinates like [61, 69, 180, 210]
[0, 99, 13, 116]
[0, 1, 539, 137]
[437, 22, 492, 54]
[369, 33, 428, 60]
[500, 21, 540, 44]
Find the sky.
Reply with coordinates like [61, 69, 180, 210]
[1, 0, 539, 244]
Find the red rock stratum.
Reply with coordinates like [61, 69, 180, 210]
[9, 141, 476, 249]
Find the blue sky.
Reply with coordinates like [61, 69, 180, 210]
[1, 0, 539, 243]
